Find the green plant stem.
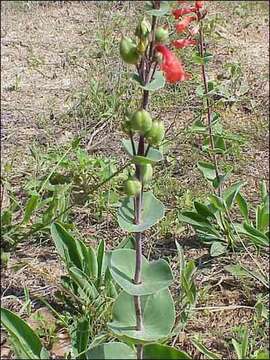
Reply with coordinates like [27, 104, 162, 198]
[198, 25, 221, 197]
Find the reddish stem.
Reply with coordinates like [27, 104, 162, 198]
[133, 4, 159, 358]
[198, 24, 221, 196]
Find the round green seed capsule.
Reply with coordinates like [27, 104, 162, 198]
[120, 37, 140, 65]
[145, 120, 165, 146]
[124, 176, 142, 196]
[131, 109, 153, 135]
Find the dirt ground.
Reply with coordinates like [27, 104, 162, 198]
[1, 1, 269, 359]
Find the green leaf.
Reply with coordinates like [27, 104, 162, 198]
[223, 182, 245, 209]
[70, 316, 90, 359]
[194, 202, 215, 218]
[51, 223, 97, 277]
[117, 192, 165, 232]
[241, 327, 249, 359]
[132, 155, 156, 165]
[212, 173, 230, 189]
[97, 239, 106, 287]
[204, 52, 214, 64]
[191, 339, 221, 359]
[1, 308, 43, 359]
[208, 195, 226, 211]
[256, 202, 269, 233]
[178, 211, 212, 228]
[210, 241, 227, 257]
[195, 85, 205, 97]
[232, 339, 243, 360]
[117, 236, 136, 250]
[131, 73, 143, 86]
[87, 246, 98, 279]
[146, 2, 170, 16]
[225, 264, 269, 289]
[23, 194, 39, 224]
[1, 210, 12, 226]
[122, 139, 163, 162]
[192, 52, 204, 65]
[197, 161, 217, 181]
[236, 193, 249, 221]
[109, 289, 175, 343]
[190, 119, 207, 134]
[85, 342, 136, 359]
[211, 112, 221, 126]
[202, 136, 226, 154]
[253, 349, 270, 359]
[192, 51, 213, 65]
[141, 71, 165, 91]
[143, 343, 191, 359]
[69, 267, 99, 300]
[242, 222, 269, 247]
[107, 249, 173, 295]
[260, 181, 268, 201]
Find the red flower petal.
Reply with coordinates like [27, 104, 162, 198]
[172, 38, 197, 49]
[176, 16, 197, 33]
[155, 44, 189, 83]
[172, 7, 196, 19]
[195, 1, 204, 9]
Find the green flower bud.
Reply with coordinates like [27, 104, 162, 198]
[124, 176, 142, 196]
[155, 27, 169, 44]
[141, 164, 153, 184]
[135, 17, 151, 39]
[131, 110, 152, 135]
[120, 37, 140, 65]
[145, 120, 165, 146]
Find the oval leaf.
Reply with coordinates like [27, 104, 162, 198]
[197, 161, 217, 181]
[108, 289, 175, 343]
[210, 241, 227, 257]
[85, 342, 136, 359]
[141, 71, 165, 91]
[117, 192, 165, 232]
[107, 249, 173, 295]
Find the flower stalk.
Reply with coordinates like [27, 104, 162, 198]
[132, 5, 159, 359]
[198, 24, 221, 196]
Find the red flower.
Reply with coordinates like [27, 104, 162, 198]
[172, 7, 196, 19]
[155, 44, 189, 83]
[172, 38, 197, 49]
[195, 1, 204, 9]
[176, 16, 197, 32]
